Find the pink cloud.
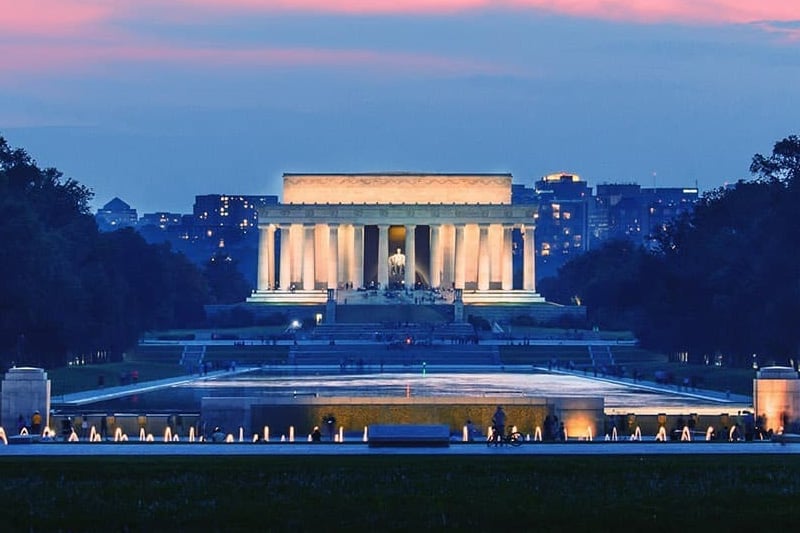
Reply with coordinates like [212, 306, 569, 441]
[178, 1, 799, 25]
[1, 0, 796, 83]
[2, 1, 797, 37]
[0, 41, 520, 79]
[0, 0, 115, 36]
[753, 22, 800, 43]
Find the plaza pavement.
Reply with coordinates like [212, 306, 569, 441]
[2, 440, 798, 457]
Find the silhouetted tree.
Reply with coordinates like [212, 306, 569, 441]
[543, 134, 800, 368]
[0, 135, 209, 367]
[204, 252, 252, 305]
[539, 239, 650, 330]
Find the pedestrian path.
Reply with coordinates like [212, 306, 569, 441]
[54, 367, 257, 406]
[542, 367, 752, 406]
[0, 440, 796, 457]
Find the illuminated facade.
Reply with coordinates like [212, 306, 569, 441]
[753, 366, 800, 435]
[247, 173, 543, 304]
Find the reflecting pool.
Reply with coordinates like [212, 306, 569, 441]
[71, 369, 749, 414]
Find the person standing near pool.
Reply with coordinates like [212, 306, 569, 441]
[31, 410, 42, 435]
[491, 406, 506, 444]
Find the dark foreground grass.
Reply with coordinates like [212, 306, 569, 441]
[1, 454, 798, 531]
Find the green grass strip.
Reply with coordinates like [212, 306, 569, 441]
[1, 454, 797, 530]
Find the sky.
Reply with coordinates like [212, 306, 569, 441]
[1, 1, 799, 214]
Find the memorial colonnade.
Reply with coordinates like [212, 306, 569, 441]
[247, 173, 542, 305]
[253, 204, 538, 298]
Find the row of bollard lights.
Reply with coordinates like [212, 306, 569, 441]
[0, 423, 760, 445]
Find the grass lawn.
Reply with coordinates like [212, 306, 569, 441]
[507, 325, 635, 341]
[47, 362, 188, 397]
[143, 326, 291, 340]
[0, 454, 796, 530]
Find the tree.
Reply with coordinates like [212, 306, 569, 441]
[538, 239, 650, 330]
[542, 134, 800, 368]
[639, 135, 800, 366]
[750, 135, 800, 185]
[0, 135, 210, 368]
[0, 136, 96, 367]
[204, 252, 253, 305]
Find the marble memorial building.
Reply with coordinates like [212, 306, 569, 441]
[247, 173, 544, 305]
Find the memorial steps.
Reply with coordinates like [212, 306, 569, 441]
[334, 303, 453, 324]
[247, 289, 327, 305]
[460, 290, 545, 305]
[311, 322, 476, 342]
[288, 343, 499, 367]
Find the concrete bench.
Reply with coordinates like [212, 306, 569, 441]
[367, 424, 451, 448]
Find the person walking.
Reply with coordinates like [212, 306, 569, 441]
[491, 406, 506, 445]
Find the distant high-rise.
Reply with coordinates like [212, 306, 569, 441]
[591, 184, 698, 247]
[513, 174, 699, 279]
[192, 194, 278, 244]
[139, 211, 183, 230]
[513, 173, 591, 280]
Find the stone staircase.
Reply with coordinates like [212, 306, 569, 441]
[588, 345, 615, 371]
[289, 343, 499, 368]
[312, 322, 476, 342]
[180, 345, 206, 372]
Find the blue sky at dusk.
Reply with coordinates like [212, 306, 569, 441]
[1, 1, 798, 213]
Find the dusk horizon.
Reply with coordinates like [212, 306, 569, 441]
[2, 1, 799, 213]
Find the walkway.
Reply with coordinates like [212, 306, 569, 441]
[1, 440, 797, 457]
[54, 367, 257, 406]
[542, 367, 752, 408]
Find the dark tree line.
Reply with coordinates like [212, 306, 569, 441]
[540, 135, 800, 368]
[0, 136, 250, 369]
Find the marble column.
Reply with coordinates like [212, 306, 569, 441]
[328, 224, 339, 289]
[353, 224, 364, 289]
[404, 224, 416, 289]
[266, 224, 276, 290]
[257, 225, 271, 291]
[302, 224, 316, 291]
[454, 224, 465, 289]
[477, 223, 490, 291]
[378, 224, 389, 289]
[522, 223, 536, 291]
[441, 225, 455, 289]
[429, 224, 441, 289]
[291, 224, 303, 285]
[340, 224, 351, 288]
[279, 224, 291, 291]
[502, 224, 514, 291]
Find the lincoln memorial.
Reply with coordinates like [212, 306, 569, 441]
[247, 173, 545, 306]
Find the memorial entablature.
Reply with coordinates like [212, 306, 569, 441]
[247, 173, 544, 305]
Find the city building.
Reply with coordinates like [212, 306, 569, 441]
[138, 211, 184, 230]
[95, 197, 138, 231]
[95, 177, 698, 291]
[591, 184, 698, 248]
[192, 194, 279, 245]
[527, 173, 591, 280]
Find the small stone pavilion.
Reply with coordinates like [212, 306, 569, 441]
[1, 367, 51, 431]
[753, 366, 800, 434]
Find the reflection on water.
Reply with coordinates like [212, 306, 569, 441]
[79, 369, 740, 413]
